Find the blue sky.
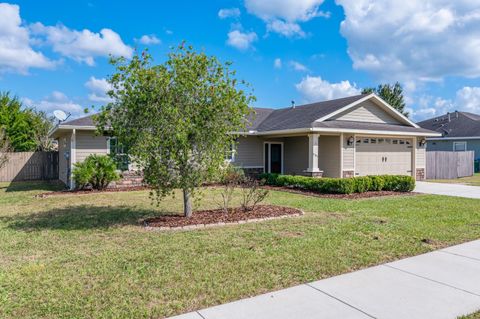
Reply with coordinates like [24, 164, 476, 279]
[2, 0, 480, 121]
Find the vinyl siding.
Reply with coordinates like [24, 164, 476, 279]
[331, 100, 401, 124]
[416, 138, 426, 169]
[58, 134, 70, 185]
[342, 134, 355, 170]
[319, 135, 341, 178]
[232, 136, 264, 167]
[75, 131, 109, 163]
[284, 136, 308, 175]
[427, 139, 480, 160]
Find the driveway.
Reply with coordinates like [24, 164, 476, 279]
[170, 240, 480, 319]
[415, 181, 480, 199]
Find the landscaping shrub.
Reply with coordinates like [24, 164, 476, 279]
[73, 154, 120, 190]
[259, 173, 415, 194]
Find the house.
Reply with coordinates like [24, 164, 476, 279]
[49, 93, 440, 189]
[417, 111, 480, 161]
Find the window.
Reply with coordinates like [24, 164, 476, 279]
[370, 138, 377, 144]
[453, 141, 467, 152]
[225, 142, 236, 162]
[108, 137, 129, 171]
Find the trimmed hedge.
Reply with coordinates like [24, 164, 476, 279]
[258, 173, 415, 194]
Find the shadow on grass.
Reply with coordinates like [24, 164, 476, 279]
[3, 205, 177, 231]
[1, 180, 65, 193]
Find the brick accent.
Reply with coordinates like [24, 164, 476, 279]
[342, 170, 354, 178]
[302, 171, 324, 178]
[108, 171, 144, 189]
[416, 168, 425, 181]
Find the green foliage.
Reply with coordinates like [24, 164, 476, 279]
[362, 82, 408, 117]
[96, 43, 255, 216]
[73, 155, 120, 190]
[259, 173, 415, 194]
[0, 92, 54, 152]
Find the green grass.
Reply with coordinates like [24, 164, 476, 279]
[460, 311, 480, 319]
[1, 181, 480, 318]
[429, 173, 480, 186]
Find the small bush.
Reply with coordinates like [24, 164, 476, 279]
[73, 155, 120, 190]
[241, 177, 269, 212]
[259, 173, 415, 194]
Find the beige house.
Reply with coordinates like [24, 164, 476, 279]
[49, 93, 440, 189]
[230, 93, 440, 180]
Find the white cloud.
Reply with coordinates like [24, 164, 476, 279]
[410, 86, 480, 121]
[295, 75, 361, 102]
[274, 58, 282, 69]
[226, 30, 258, 50]
[138, 34, 160, 45]
[267, 20, 305, 38]
[0, 3, 55, 73]
[23, 91, 83, 116]
[244, 0, 327, 38]
[85, 76, 113, 103]
[289, 60, 309, 72]
[218, 8, 241, 19]
[31, 23, 133, 66]
[337, 0, 480, 81]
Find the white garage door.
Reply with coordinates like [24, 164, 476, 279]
[355, 137, 413, 176]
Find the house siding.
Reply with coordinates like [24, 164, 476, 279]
[75, 131, 109, 163]
[332, 100, 401, 124]
[342, 134, 355, 171]
[232, 136, 264, 168]
[319, 135, 341, 178]
[416, 138, 426, 169]
[427, 139, 480, 160]
[284, 136, 308, 175]
[58, 134, 71, 185]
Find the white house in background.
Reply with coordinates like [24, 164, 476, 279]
[49, 93, 440, 189]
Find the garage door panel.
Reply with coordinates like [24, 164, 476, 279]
[355, 137, 412, 176]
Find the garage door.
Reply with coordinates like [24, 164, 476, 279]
[355, 137, 413, 176]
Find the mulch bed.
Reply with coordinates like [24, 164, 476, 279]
[35, 186, 150, 198]
[261, 185, 417, 199]
[144, 205, 303, 229]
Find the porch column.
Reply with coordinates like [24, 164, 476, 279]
[307, 133, 320, 173]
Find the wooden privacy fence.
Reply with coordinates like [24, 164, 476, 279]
[0, 152, 59, 182]
[426, 151, 474, 180]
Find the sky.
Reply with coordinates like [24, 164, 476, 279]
[2, 0, 480, 121]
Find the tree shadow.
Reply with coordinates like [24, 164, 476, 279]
[2, 180, 65, 193]
[3, 205, 178, 231]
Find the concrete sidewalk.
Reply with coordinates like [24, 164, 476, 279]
[415, 181, 480, 199]
[171, 240, 480, 319]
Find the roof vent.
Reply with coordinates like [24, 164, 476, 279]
[291, 100, 295, 108]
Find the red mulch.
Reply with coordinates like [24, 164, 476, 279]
[144, 205, 302, 228]
[261, 185, 417, 199]
[35, 186, 150, 198]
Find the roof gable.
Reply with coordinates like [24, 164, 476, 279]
[330, 99, 401, 125]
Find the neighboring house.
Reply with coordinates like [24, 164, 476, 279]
[49, 93, 440, 189]
[417, 111, 480, 161]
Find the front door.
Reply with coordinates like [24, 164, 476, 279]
[264, 143, 283, 173]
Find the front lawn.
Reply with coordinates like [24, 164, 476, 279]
[429, 173, 480, 186]
[1, 182, 480, 318]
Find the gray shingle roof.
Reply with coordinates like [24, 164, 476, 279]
[250, 94, 369, 131]
[62, 115, 96, 127]
[417, 111, 480, 138]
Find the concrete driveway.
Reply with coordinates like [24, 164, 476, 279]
[415, 181, 480, 199]
[170, 240, 480, 319]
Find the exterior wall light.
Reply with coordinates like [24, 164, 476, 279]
[419, 138, 427, 146]
[347, 136, 355, 146]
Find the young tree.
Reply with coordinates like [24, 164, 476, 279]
[362, 82, 409, 117]
[0, 92, 55, 151]
[96, 44, 255, 217]
[0, 128, 10, 169]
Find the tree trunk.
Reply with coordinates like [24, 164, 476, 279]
[183, 188, 193, 218]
